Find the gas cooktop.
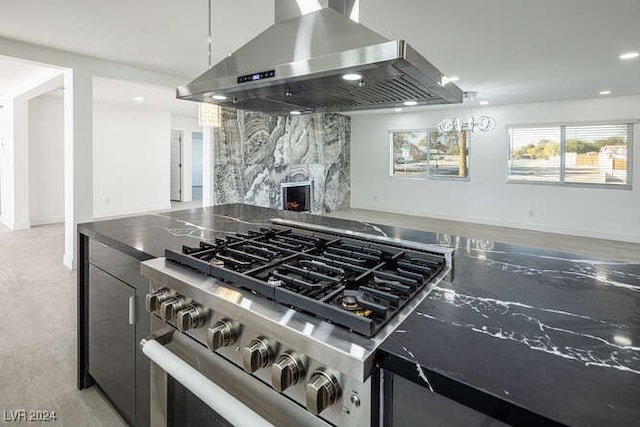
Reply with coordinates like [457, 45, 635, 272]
[165, 219, 446, 337]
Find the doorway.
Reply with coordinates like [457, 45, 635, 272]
[29, 88, 64, 225]
[170, 129, 183, 201]
[191, 131, 203, 201]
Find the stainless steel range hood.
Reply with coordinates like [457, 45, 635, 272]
[177, 1, 463, 114]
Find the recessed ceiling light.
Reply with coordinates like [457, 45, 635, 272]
[395, 108, 403, 112]
[133, 96, 144, 102]
[599, 90, 612, 95]
[403, 101, 418, 106]
[619, 52, 639, 60]
[290, 110, 302, 115]
[212, 94, 227, 101]
[442, 76, 460, 85]
[479, 100, 489, 105]
[342, 73, 362, 81]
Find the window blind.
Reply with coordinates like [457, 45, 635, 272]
[508, 123, 632, 187]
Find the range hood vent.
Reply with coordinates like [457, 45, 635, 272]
[177, 3, 463, 114]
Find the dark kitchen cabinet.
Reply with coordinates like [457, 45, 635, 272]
[88, 265, 136, 425]
[79, 235, 151, 427]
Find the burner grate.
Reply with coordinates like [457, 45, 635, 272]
[165, 226, 445, 337]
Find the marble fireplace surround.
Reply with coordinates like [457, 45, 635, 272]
[213, 108, 351, 214]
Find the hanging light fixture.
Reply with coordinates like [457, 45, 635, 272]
[199, 0, 222, 128]
[437, 91, 496, 133]
[199, 102, 221, 127]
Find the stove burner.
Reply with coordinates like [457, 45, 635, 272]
[340, 295, 359, 310]
[337, 293, 375, 318]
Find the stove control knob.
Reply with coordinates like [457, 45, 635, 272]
[145, 288, 173, 313]
[306, 369, 341, 415]
[242, 338, 274, 374]
[159, 296, 188, 321]
[176, 304, 207, 332]
[271, 353, 305, 392]
[206, 319, 238, 350]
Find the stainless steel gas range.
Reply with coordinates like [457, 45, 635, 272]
[139, 219, 453, 426]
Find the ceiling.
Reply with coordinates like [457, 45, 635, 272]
[0, 0, 638, 108]
[0, 0, 274, 79]
[0, 56, 61, 97]
[359, 0, 640, 107]
[93, 78, 199, 117]
[0, 57, 197, 116]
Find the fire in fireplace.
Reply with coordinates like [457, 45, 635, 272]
[281, 181, 313, 212]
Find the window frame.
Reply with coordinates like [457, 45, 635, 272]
[506, 120, 635, 190]
[388, 128, 471, 181]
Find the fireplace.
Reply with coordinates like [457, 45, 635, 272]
[281, 181, 313, 212]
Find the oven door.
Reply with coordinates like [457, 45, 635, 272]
[141, 326, 330, 427]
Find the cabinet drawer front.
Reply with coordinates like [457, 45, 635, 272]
[88, 265, 136, 425]
[89, 239, 148, 288]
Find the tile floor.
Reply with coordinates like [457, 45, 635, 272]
[1, 206, 637, 426]
[0, 223, 127, 426]
[0, 201, 205, 426]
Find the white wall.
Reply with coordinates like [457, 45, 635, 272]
[0, 98, 12, 220]
[192, 132, 203, 186]
[94, 103, 171, 217]
[0, 74, 65, 230]
[0, 36, 186, 268]
[350, 95, 640, 243]
[1, 96, 30, 230]
[28, 94, 64, 225]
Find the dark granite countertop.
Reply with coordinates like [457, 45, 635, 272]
[79, 204, 640, 426]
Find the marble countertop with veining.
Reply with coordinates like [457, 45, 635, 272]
[79, 204, 640, 426]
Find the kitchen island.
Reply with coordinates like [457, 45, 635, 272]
[77, 203, 640, 426]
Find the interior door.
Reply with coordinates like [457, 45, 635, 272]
[191, 131, 203, 201]
[170, 130, 183, 201]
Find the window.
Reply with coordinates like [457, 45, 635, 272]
[390, 130, 470, 179]
[508, 123, 633, 187]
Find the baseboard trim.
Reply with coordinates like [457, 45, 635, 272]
[62, 253, 74, 270]
[6, 220, 31, 230]
[30, 216, 65, 226]
[93, 203, 173, 219]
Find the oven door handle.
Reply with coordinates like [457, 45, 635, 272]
[141, 333, 274, 427]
